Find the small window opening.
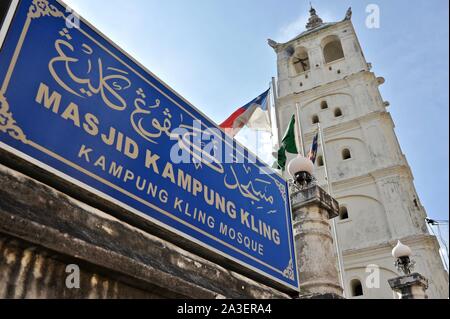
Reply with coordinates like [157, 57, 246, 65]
[312, 115, 320, 124]
[351, 280, 364, 297]
[339, 207, 349, 220]
[292, 48, 311, 74]
[317, 156, 324, 167]
[342, 149, 352, 160]
[323, 36, 345, 64]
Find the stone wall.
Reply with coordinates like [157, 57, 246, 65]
[0, 162, 290, 299]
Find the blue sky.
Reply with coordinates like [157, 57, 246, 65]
[64, 0, 449, 234]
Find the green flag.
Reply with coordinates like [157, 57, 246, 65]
[276, 115, 298, 170]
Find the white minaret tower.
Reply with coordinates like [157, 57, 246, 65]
[269, 6, 449, 299]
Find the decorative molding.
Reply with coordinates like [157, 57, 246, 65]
[344, 7, 352, 21]
[282, 259, 295, 281]
[342, 234, 439, 259]
[277, 71, 376, 103]
[0, 91, 27, 144]
[267, 39, 281, 52]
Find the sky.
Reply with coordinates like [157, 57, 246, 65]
[63, 0, 449, 244]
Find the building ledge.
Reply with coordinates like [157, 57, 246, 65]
[291, 185, 339, 219]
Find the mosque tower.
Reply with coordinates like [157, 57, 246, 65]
[268, 6, 449, 299]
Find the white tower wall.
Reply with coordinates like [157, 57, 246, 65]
[269, 9, 449, 299]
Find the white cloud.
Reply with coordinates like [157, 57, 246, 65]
[276, 11, 338, 43]
[277, 14, 309, 43]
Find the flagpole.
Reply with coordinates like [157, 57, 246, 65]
[265, 83, 274, 163]
[271, 77, 282, 144]
[295, 103, 306, 157]
[268, 82, 274, 139]
[318, 122, 347, 297]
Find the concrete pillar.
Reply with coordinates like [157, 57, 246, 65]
[291, 185, 344, 298]
[388, 273, 429, 299]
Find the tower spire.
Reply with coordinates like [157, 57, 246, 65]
[306, 4, 324, 30]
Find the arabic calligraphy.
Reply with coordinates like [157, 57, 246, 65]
[130, 88, 175, 145]
[173, 124, 225, 175]
[28, 0, 64, 19]
[224, 166, 274, 206]
[49, 29, 132, 111]
[45, 25, 280, 213]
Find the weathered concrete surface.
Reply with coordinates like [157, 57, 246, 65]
[0, 163, 290, 299]
[0, 235, 165, 299]
[388, 273, 429, 299]
[291, 186, 343, 297]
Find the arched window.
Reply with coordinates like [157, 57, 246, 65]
[292, 47, 310, 74]
[334, 108, 343, 117]
[317, 156, 324, 167]
[321, 101, 329, 110]
[312, 115, 320, 124]
[322, 35, 345, 64]
[339, 207, 349, 220]
[351, 279, 364, 297]
[342, 148, 352, 160]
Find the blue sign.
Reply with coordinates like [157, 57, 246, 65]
[0, 0, 298, 290]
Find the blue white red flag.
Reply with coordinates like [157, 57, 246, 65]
[220, 89, 271, 137]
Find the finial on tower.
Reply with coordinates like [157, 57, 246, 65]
[344, 7, 353, 21]
[306, 4, 324, 30]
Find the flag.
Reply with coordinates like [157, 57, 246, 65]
[308, 131, 319, 164]
[220, 89, 271, 137]
[276, 115, 298, 170]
